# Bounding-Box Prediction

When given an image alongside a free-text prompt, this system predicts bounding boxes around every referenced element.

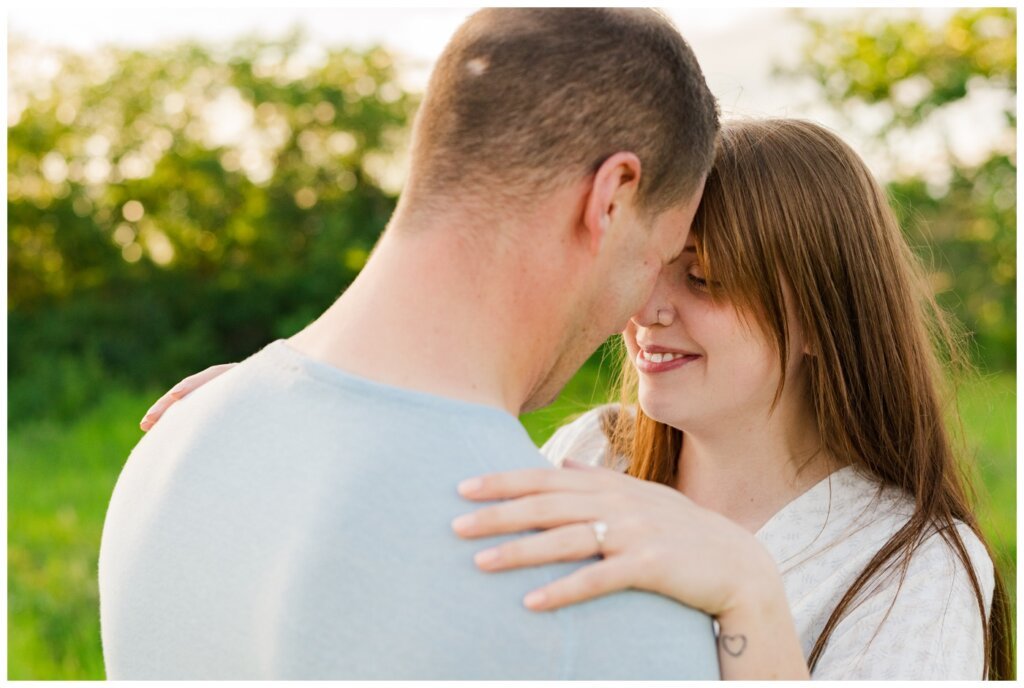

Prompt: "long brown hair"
[602,118,1013,678]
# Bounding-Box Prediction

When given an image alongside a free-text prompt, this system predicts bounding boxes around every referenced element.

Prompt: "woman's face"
[623,234,807,433]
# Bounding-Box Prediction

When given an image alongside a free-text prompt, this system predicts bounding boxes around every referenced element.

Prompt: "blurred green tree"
[782,8,1016,370]
[8,32,418,421]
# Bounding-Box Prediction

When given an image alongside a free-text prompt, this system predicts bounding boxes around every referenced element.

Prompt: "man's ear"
[581,152,642,255]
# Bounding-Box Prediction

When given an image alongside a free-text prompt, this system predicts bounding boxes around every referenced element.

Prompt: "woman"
[141,119,1013,679]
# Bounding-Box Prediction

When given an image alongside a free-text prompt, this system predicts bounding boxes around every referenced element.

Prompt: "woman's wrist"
[718,531,784,617]
[717,568,788,630]
[661,515,808,679]
[714,560,809,680]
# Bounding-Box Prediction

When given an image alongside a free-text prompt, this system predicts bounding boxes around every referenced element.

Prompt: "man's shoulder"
[562,588,718,679]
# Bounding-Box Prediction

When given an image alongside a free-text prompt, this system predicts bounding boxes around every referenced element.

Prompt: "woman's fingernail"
[457,477,483,495]
[524,590,548,609]
[474,548,500,567]
[563,458,592,469]
[451,513,476,532]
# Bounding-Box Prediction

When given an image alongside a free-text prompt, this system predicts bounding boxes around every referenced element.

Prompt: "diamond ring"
[591,520,608,555]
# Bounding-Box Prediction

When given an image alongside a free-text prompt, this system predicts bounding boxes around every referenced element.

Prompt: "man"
[99,8,719,679]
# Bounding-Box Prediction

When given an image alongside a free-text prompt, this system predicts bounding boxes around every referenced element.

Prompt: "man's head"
[395,9,719,411]
[402,8,718,219]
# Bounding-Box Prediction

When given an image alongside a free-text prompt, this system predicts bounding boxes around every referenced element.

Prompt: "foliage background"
[7,8,1016,679]
[8,32,417,424]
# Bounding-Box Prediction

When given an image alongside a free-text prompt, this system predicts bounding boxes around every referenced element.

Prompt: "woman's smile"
[634,347,702,374]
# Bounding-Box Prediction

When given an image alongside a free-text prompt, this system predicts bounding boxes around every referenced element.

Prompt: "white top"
[540,406,995,680]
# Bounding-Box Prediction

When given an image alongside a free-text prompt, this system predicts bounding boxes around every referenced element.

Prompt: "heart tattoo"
[719,633,748,657]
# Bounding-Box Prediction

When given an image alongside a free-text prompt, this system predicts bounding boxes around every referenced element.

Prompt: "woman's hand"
[450,460,776,616]
[451,460,811,679]
[139,363,237,431]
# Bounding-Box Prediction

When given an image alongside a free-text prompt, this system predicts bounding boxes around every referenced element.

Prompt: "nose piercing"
[657,309,673,326]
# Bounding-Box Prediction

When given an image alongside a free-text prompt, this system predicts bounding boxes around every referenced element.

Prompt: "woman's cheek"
[696,309,779,399]
[716,342,782,412]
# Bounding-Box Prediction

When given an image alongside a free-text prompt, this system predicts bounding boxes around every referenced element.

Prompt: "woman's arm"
[451,462,810,680]
[139,363,237,430]
[712,574,810,679]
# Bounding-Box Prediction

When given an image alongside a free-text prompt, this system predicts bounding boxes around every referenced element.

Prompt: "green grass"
[7,368,1016,679]
[956,372,1017,603]
[8,387,160,680]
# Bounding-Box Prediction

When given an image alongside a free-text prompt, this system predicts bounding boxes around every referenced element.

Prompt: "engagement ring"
[591,520,608,555]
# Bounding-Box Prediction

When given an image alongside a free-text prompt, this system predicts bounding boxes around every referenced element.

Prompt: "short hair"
[404,8,719,218]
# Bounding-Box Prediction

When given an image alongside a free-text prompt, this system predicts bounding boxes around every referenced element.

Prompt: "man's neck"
[287,218,565,416]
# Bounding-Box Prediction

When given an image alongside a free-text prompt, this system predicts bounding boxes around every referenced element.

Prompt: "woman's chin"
[638,393,691,429]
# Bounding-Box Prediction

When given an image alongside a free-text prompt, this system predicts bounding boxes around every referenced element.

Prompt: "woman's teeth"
[639,350,687,364]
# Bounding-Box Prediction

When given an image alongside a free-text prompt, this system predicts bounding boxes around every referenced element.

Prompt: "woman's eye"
[686,273,709,292]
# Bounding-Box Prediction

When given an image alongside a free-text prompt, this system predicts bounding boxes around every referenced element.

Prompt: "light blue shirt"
[99,340,719,679]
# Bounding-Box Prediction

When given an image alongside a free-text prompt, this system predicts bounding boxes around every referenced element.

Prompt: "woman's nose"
[632,277,676,328]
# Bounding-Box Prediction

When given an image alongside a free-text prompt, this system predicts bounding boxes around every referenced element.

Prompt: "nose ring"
[657,309,673,326]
